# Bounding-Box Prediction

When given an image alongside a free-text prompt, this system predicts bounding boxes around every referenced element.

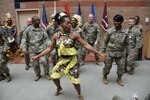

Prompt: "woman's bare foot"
[79,95,84,100]
[55,87,62,96]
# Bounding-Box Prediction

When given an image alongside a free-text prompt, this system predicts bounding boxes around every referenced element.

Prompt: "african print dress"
[51,32,80,84]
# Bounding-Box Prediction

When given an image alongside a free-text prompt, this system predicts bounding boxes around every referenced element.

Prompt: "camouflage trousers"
[81,42,99,62]
[24,53,30,66]
[75,46,84,64]
[0,64,9,76]
[30,53,50,76]
[0,53,9,76]
[126,52,137,69]
[51,48,58,66]
[103,55,125,76]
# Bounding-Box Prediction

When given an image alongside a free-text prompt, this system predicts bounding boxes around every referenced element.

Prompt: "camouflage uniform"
[134,24,143,60]
[126,26,142,70]
[72,26,85,65]
[45,24,62,66]
[101,27,127,77]
[82,22,100,63]
[21,25,50,78]
[19,25,30,68]
[0,26,11,81]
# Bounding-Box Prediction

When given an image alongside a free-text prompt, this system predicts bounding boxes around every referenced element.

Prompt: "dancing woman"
[31,12,106,100]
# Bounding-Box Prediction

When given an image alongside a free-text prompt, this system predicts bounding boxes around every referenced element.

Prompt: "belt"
[61,55,72,58]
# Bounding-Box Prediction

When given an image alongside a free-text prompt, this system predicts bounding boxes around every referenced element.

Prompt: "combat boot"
[45,74,51,80]
[6,73,12,82]
[34,74,41,81]
[129,68,135,75]
[25,65,30,70]
[102,75,108,84]
[117,76,124,86]
[0,74,6,81]
[95,61,102,66]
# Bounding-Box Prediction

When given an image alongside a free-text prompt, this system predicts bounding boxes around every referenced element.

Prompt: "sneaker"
[34,74,41,81]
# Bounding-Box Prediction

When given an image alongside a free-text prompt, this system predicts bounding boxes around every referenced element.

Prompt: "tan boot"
[102,76,108,84]
[117,77,124,86]
[45,74,51,80]
[129,68,135,75]
[34,74,41,81]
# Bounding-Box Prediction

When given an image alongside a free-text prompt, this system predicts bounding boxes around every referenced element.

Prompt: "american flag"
[101,2,108,31]
[41,4,48,29]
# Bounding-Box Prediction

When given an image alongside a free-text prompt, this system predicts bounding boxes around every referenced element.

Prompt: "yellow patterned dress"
[51,32,80,84]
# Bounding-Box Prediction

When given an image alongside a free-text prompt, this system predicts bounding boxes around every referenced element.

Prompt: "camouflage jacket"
[0,26,9,52]
[72,26,84,48]
[0,26,9,64]
[21,25,50,54]
[134,24,143,46]
[18,25,31,47]
[45,24,62,40]
[126,26,142,54]
[101,27,127,57]
[82,22,101,44]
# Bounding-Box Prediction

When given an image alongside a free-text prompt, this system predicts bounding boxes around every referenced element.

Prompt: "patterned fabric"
[82,22,100,44]
[4,25,16,36]
[126,26,141,54]
[21,25,50,54]
[51,31,80,84]
[45,24,62,40]
[101,27,127,57]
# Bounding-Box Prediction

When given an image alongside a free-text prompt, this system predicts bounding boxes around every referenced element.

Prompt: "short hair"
[113,14,124,23]
[89,13,94,18]
[54,12,68,25]
[31,16,39,23]
[129,16,136,20]
[135,16,140,24]
[128,17,136,23]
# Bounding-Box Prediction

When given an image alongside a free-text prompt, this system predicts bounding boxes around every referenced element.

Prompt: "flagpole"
[54,1,56,15]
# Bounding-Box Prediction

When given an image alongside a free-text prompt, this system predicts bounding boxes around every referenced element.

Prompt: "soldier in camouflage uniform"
[19,18,32,70]
[82,14,101,65]
[134,16,143,61]
[0,18,11,82]
[125,17,142,75]
[21,16,51,81]
[45,16,62,66]
[71,14,85,66]
[101,14,127,86]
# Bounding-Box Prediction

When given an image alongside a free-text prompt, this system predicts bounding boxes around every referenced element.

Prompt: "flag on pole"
[78,2,81,15]
[101,2,108,31]
[41,4,48,29]
[65,1,70,18]
[91,2,96,22]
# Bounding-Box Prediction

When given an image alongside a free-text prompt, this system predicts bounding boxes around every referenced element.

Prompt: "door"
[16,9,39,33]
